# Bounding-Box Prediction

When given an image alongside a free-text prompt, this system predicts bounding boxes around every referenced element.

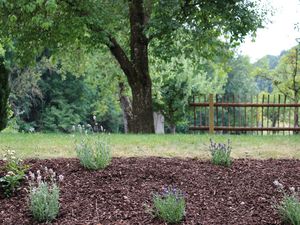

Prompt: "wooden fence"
[189,94,300,134]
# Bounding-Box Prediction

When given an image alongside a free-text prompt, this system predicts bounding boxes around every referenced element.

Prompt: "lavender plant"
[209,139,232,166]
[28,168,64,222]
[0,150,29,197]
[153,186,186,223]
[71,115,106,134]
[75,137,112,170]
[273,180,300,225]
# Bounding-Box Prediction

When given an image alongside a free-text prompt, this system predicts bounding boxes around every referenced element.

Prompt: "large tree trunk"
[129,81,154,133]
[106,0,154,133]
[128,0,154,133]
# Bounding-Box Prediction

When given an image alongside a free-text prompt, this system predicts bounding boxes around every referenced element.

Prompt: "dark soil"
[0,157,300,225]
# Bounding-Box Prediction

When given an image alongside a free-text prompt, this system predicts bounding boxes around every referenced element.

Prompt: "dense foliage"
[2,43,298,134]
[0,57,10,131]
[0,0,267,133]
[7,55,123,133]
[3,1,299,134]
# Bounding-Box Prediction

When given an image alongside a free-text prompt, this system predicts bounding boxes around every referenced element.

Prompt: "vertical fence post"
[209,94,214,134]
[193,96,196,127]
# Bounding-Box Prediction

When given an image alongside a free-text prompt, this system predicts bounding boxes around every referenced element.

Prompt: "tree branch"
[106,35,137,85]
[273,82,295,101]
[61,0,140,86]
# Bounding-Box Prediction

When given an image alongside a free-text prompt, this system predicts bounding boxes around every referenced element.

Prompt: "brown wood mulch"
[0,157,299,225]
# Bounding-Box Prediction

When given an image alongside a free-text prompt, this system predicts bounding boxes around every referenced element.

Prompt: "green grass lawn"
[0,132,300,159]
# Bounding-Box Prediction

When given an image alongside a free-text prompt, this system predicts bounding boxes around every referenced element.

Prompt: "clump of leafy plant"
[273,180,300,225]
[28,168,64,223]
[0,150,29,197]
[75,136,112,170]
[209,139,232,166]
[153,186,186,224]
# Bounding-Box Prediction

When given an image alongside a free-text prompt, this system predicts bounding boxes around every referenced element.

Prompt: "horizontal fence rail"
[190,94,300,135]
[190,103,300,107]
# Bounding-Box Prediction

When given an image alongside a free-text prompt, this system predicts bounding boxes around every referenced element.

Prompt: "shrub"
[28,168,64,222]
[0,171,24,197]
[3,150,28,173]
[209,139,232,166]
[0,150,28,197]
[76,137,112,170]
[278,194,300,225]
[153,186,186,224]
[274,180,300,225]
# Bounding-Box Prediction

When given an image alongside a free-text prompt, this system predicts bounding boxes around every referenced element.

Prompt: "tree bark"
[118,82,132,133]
[107,0,154,133]
[129,81,154,133]
[127,0,154,133]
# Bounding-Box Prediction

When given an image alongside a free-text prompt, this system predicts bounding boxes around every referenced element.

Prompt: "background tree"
[152,56,226,133]
[0,0,267,133]
[251,47,300,130]
[8,64,43,125]
[0,56,10,131]
[3,47,124,133]
[224,55,258,96]
[253,53,285,93]
[272,47,300,128]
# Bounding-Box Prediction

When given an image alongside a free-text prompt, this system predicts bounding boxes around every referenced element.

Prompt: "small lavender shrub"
[153,186,185,224]
[274,180,300,225]
[28,168,63,222]
[278,195,300,225]
[209,139,232,166]
[76,137,112,170]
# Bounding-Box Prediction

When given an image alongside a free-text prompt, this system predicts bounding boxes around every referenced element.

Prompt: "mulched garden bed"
[0,157,300,225]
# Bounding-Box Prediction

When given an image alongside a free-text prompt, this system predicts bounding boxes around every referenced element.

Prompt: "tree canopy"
[0,0,268,133]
